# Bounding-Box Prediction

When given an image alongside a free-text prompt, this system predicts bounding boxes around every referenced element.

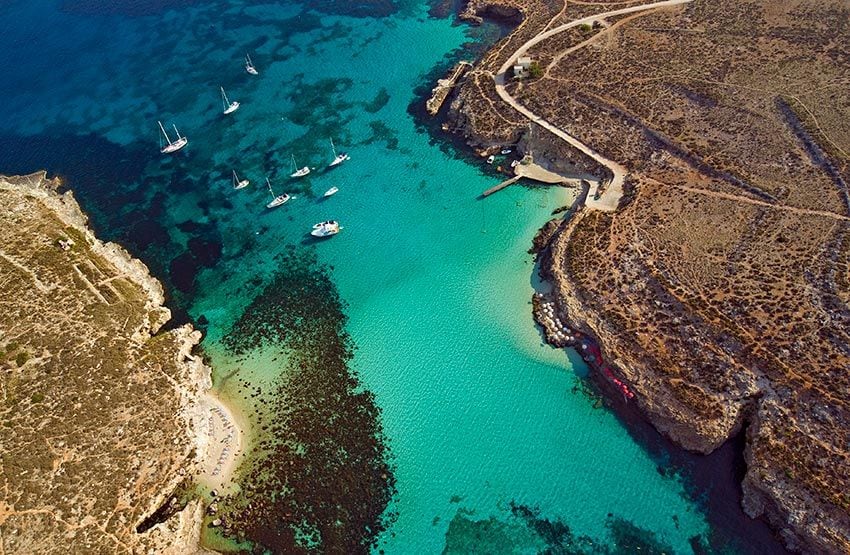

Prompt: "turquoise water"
[0,1,781,552]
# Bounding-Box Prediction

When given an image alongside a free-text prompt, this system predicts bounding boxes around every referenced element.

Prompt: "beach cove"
[0,0,775,552]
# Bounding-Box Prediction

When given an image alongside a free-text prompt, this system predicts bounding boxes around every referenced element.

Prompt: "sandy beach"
[195,392,247,494]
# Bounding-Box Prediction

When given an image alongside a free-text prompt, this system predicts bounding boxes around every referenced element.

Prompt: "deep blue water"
[0,1,787,553]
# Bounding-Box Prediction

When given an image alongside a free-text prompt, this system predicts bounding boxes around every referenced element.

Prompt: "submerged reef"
[218,248,395,553]
[442,502,680,554]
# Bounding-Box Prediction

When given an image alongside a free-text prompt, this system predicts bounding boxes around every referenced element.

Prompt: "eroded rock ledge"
[0,172,209,554]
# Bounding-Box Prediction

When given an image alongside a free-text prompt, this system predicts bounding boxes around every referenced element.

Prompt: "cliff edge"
[0,172,210,553]
[449,0,850,552]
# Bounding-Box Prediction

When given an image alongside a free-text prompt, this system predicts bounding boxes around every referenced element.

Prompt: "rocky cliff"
[446,0,850,552]
[0,172,210,553]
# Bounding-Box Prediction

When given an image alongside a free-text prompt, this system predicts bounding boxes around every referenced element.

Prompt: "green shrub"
[528,61,543,79]
[31,392,45,403]
[15,352,29,367]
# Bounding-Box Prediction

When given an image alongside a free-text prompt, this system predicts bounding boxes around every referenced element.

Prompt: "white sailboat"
[290,155,310,178]
[221,87,240,114]
[232,170,249,190]
[158,121,188,154]
[328,138,349,167]
[245,53,258,75]
[323,186,338,197]
[311,220,341,238]
[266,178,290,208]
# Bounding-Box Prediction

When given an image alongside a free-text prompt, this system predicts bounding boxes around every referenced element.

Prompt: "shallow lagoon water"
[0,0,774,552]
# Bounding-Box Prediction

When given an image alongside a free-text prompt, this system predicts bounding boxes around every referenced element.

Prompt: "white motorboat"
[501,148,512,155]
[245,53,258,75]
[323,186,339,197]
[328,138,349,167]
[311,220,341,237]
[221,87,240,114]
[486,155,495,164]
[232,170,249,190]
[158,121,188,154]
[290,154,310,178]
[265,178,290,208]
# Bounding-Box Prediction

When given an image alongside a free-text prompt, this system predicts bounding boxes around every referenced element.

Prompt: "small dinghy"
[486,155,495,164]
[323,186,339,197]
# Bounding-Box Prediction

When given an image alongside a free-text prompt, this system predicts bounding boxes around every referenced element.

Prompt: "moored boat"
[290,154,310,178]
[265,178,290,208]
[245,53,258,75]
[328,138,349,167]
[323,186,339,197]
[232,170,249,190]
[311,220,341,237]
[158,121,188,154]
[221,86,240,114]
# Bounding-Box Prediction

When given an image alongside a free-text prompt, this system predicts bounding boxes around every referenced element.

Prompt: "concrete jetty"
[426,61,472,116]
[482,156,574,197]
[482,175,521,197]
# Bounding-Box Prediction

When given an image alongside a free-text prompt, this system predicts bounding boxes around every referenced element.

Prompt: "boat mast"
[291,154,296,172]
[172,124,182,140]
[221,86,229,109]
[266,177,274,197]
[158,121,173,145]
[330,138,337,157]
[233,170,238,185]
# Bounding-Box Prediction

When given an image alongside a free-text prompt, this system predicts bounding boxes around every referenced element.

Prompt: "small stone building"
[513,56,534,79]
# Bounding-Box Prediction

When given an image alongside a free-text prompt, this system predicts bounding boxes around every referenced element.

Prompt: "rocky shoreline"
[438,1,850,552]
[0,172,220,553]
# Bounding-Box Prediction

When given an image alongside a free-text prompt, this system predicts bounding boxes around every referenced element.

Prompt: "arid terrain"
[449,0,850,552]
[0,173,209,554]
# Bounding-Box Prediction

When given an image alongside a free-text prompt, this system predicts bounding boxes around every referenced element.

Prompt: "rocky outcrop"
[445,0,850,550]
[535,208,850,554]
[0,172,210,553]
[459,0,524,25]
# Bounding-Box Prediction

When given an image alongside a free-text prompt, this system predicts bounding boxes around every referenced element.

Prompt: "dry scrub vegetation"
[452,0,850,552]
[0,173,202,554]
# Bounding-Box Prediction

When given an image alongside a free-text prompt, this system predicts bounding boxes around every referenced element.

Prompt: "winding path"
[493,0,692,211]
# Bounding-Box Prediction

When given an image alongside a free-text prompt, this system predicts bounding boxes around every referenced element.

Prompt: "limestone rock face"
[0,172,209,553]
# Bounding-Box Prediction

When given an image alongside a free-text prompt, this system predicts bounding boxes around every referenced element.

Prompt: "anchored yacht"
[158,121,188,154]
[221,87,240,114]
[245,53,258,75]
[328,138,349,167]
[290,155,310,178]
[311,220,341,237]
[265,178,290,208]
[232,170,249,190]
